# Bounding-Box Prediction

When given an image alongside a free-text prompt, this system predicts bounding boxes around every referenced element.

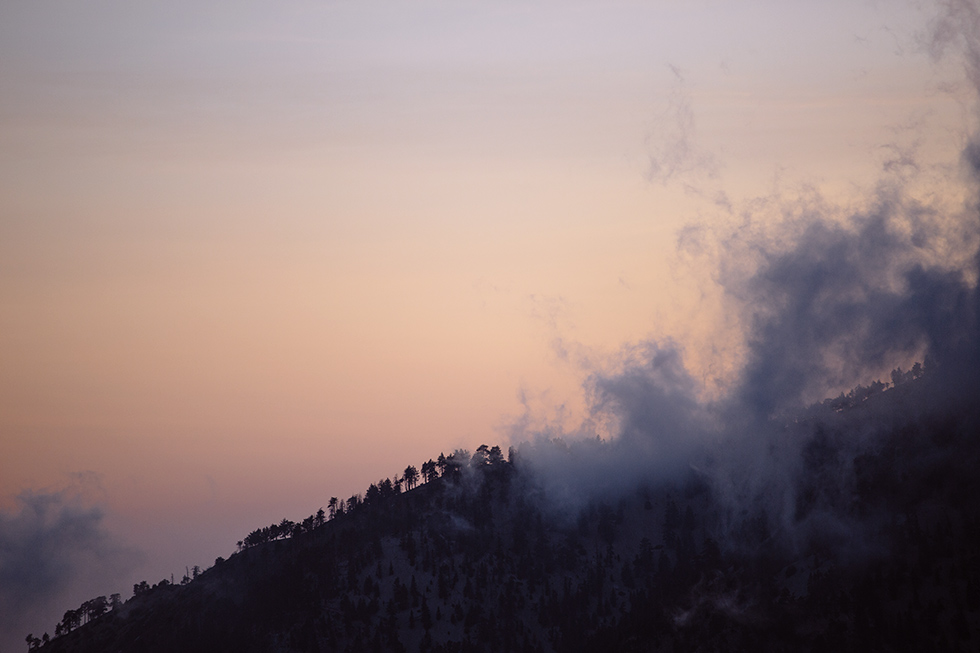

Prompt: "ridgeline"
[28,380,980,652]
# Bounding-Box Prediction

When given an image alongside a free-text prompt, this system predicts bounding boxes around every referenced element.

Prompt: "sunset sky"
[1,0,975,644]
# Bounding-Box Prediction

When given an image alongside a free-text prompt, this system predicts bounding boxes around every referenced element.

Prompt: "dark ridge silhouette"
[26,373,980,651]
[25,5,980,650]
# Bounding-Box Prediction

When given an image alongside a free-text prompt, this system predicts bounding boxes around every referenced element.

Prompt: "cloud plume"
[512,0,980,561]
[0,488,135,650]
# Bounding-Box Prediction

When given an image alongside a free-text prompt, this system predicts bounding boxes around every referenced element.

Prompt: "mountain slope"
[34,377,980,652]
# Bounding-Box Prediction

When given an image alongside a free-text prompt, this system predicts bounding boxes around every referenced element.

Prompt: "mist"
[513,0,980,562]
[4,1,980,649]
[0,488,138,651]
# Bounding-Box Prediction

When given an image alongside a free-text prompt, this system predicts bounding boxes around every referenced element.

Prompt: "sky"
[1,0,977,647]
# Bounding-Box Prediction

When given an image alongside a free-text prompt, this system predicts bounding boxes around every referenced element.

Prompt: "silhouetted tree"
[380,477,395,498]
[346,494,360,513]
[444,450,467,482]
[489,445,504,465]
[301,515,315,533]
[404,465,419,490]
[472,444,490,466]
[85,595,108,620]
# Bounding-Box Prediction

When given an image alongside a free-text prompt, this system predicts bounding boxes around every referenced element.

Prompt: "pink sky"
[1,0,974,646]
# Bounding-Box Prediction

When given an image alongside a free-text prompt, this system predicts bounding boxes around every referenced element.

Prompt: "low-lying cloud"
[511,0,980,560]
[0,488,136,650]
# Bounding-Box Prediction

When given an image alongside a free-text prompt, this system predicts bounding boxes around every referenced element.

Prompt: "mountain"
[28,373,980,652]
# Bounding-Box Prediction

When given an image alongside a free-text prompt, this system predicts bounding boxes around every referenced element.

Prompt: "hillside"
[28,374,980,653]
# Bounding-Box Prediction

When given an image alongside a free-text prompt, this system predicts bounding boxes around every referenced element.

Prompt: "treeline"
[24,408,980,651]
[27,443,512,649]
[25,594,122,650]
[235,444,509,551]
[821,363,924,412]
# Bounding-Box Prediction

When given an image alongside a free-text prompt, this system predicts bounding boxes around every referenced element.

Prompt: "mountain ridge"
[28,369,980,652]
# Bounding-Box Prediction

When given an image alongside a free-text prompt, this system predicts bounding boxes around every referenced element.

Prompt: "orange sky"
[0,0,974,641]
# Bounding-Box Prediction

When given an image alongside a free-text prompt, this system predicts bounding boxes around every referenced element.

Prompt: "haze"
[1,1,973,647]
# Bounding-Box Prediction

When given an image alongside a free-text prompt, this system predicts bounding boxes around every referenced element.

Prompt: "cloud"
[517,172,979,547]
[644,64,723,192]
[512,340,714,519]
[511,0,980,558]
[0,488,137,649]
[728,192,978,419]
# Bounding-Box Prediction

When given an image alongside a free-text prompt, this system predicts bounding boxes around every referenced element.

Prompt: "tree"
[471,444,490,466]
[315,507,326,528]
[421,460,437,483]
[366,483,381,505]
[301,515,315,533]
[444,450,468,482]
[346,494,361,513]
[86,595,108,620]
[380,477,395,498]
[404,465,419,490]
[328,497,339,519]
[58,607,82,634]
[243,528,264,548]
[489,445,504,465]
